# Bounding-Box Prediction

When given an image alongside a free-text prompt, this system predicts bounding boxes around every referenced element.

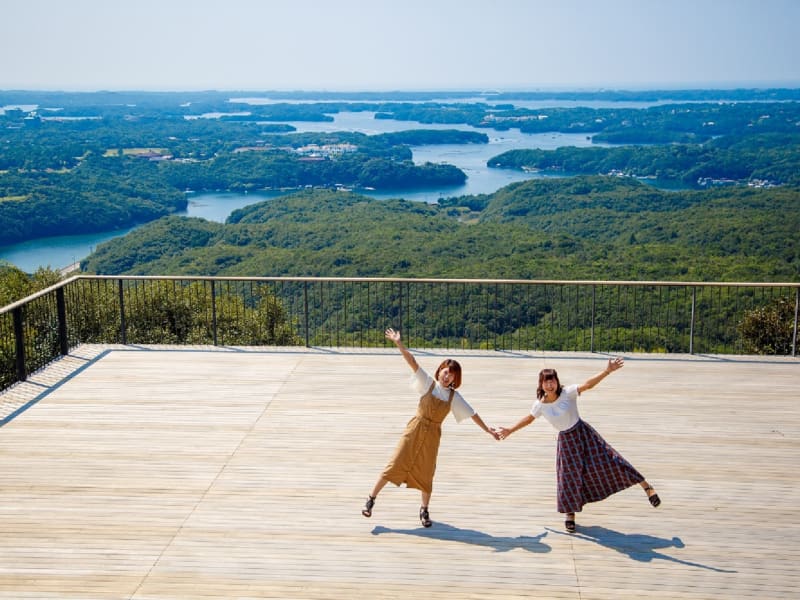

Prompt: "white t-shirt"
[411,367,476,423]
[530,384,581,431]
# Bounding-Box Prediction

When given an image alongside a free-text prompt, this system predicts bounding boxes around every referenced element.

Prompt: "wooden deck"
[1,345,798,599]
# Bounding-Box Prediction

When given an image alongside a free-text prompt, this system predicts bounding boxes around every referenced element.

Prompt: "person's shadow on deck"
[371,522,551,553]
[549,525,736,573]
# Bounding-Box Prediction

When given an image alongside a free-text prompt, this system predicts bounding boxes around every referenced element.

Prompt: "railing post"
[590,284,596,353]
[398,281,403,334]
[792,286,799,357]
[117,280,127,344]
[210,280,218,346]
[56,287,68,355]
[492,282,497,350]
[12,306,26,382]
[303,281,310,347]
[689,286,697,355]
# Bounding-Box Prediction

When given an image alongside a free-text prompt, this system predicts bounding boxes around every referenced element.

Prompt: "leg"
[564,512,576,533]
[640,480,661,507]
[419,491,432,527]
[362,477,389,517]
[421,491,431,507]
[371,477,390,499]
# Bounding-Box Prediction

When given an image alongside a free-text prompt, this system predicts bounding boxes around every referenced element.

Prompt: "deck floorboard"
[1,345,798,599]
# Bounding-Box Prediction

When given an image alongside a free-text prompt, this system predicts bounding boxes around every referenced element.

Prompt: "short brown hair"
[537,368,562,399]
[435,359,462,389]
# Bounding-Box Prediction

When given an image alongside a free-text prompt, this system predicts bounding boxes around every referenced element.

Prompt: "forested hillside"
[82,177,800,282]
[488,133,800,186]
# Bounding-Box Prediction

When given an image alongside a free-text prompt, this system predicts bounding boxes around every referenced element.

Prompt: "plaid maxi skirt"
[556,419,644,514]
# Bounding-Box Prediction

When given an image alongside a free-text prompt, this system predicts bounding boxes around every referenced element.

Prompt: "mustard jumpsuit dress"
[380,382,454,495]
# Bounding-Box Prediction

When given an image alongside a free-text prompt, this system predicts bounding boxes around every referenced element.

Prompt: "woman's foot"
[419,505,432,528]
[644,485,661,508]
[362,495,376,517]
[564,513,576,533]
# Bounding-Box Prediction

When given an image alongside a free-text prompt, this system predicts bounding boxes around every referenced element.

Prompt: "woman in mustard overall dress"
[361,327,498,527]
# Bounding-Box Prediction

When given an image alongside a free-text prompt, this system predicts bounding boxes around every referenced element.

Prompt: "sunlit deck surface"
[1,345,798,599]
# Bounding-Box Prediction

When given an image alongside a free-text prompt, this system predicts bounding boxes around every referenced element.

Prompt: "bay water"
[1,110,603,272]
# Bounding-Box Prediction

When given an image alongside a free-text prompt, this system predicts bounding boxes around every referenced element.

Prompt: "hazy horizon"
[2,0,798,93]
[4,81,800,94]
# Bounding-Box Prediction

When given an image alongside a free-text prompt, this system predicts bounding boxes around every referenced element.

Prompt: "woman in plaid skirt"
[496,358,660,533]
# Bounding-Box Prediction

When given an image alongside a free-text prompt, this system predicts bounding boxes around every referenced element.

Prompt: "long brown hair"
[435,359,462,389]
[537,368,562,399]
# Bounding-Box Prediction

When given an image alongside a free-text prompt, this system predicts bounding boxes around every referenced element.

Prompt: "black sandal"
[362,495,376,517]
[419,505,432,528]
[564,513,576,532]
[644,485,661,508]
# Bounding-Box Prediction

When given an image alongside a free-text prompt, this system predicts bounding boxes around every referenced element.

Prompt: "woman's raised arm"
[577,356,624,394]
[385,327,419,372]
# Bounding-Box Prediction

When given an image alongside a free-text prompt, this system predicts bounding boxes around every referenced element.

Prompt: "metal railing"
[2,275,798,393]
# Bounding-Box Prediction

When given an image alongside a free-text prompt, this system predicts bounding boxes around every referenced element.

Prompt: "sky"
[2,0,799,92]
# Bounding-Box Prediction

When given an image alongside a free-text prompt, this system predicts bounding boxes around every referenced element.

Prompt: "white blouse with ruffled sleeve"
[411,368,476,423]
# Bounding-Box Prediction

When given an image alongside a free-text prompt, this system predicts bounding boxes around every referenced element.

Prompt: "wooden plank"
[0,345,797,599]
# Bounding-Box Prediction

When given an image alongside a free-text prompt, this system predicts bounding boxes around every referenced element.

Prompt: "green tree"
[738,297,797,355]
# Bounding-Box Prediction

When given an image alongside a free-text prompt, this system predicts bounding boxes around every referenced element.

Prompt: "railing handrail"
[74,275,800,287]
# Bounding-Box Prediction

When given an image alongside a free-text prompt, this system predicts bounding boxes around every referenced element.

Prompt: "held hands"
[493,426,511,441]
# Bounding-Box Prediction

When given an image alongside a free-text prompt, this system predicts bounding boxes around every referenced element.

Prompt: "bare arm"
[385,327,419,372]
[577,356,624,394]
[496,414,535,439]
[471,413,501,440]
